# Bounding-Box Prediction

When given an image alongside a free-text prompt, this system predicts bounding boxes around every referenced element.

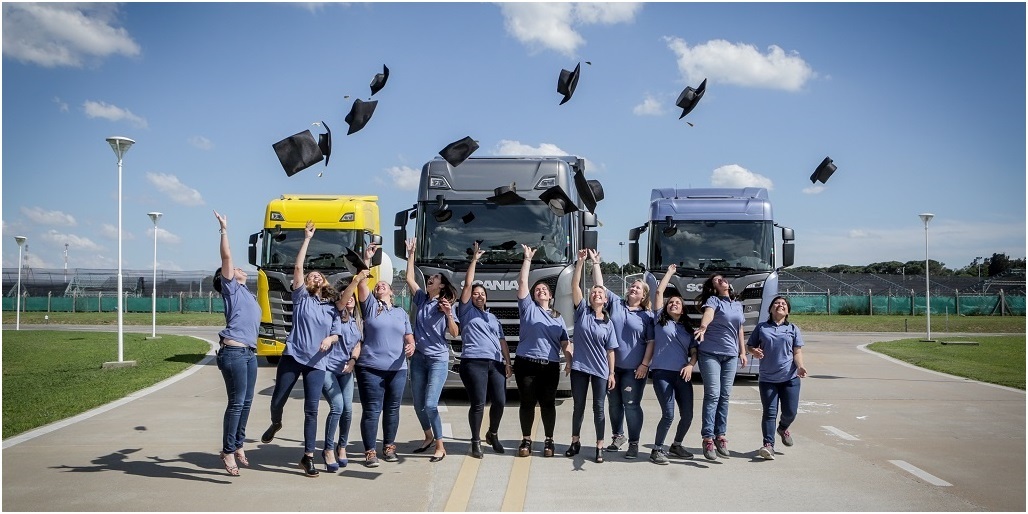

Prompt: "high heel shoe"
[564,440,581,457]
[220,452,240,476]
[412,440,434,454]
[486,431,505,454]
[429,450,447,463]
[299,454,320,477]
[543,439,555,458]
[595,446,604,463]
[470,441,483,459]
[323,449,339,472]
[517,439,532,457]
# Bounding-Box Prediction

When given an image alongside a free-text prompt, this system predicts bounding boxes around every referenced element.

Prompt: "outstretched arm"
[589,249,604,289]
[655,263,676,308]
[214,211,233,280]
[461,242,484,304]
[404,238,420,294]
[337,269,369,310]
[517,244,536,300]
[572,248,587,307]
[293,221,315,289]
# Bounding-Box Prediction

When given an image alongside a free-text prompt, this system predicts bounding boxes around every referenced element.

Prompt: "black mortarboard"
[272,129,324,177]
[572,169,604,213]
[497,240,517,251]
[343,247,370,274]
[486,183,525,205]
[676,78,707,119]
[557,62,581,105]
[461,211,475,224]
[432,194,452,222]
[439,136,479,168]
[317,121,332,166]
[345,98,378,135]
[809,156,837,184]
[370,64,390,96]
[538,186,579,217]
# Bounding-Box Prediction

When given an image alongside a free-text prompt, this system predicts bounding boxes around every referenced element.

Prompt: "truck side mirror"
[394,211,408,228]
[781,241,795,268]
[393,228,407,259]
[370,234,383,245]
[628,241,639,266]
[628,227,641,241]
[582,230,598,250]
[581,211,597,228]
[247,232,259,267]
[781,227,795,241]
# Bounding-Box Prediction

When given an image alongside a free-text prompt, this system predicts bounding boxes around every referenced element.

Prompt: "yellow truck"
[247,194,389,362]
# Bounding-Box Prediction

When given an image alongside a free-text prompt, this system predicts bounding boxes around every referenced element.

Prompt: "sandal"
[234,449,249,467]
[220,452,240,476]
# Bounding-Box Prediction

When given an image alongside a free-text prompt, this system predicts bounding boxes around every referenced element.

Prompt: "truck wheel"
[265,356,280,365]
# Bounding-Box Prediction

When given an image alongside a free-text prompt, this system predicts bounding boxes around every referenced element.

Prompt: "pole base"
[102,360,138,369]
[919,339,936,343]
[144,336,162,340]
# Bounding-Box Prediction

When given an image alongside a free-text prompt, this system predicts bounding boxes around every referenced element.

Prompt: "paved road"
[2,326,1024,511]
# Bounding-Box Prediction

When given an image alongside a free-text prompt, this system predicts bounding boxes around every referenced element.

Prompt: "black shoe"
[470,441,483,459]
[595,447,604,463]
[299,454,319,477]
[486,431,505,454]
[564,440,581,457]
[261,422,282,443]
[412,440,434,454]
[543,439,555,458]
[517,439,532,457]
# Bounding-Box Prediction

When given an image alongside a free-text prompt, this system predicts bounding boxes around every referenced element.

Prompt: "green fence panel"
[1,298,12,311]
[786,295,826,314]
[75,296,100,312]
[125,297,152,313]
[832,295,868,315]
[870,296,892,315]
[157,298,180,313]
[50,297,74,312]
[1006,296,1026,315]
[100,296,120,312]
[181,297,224,313]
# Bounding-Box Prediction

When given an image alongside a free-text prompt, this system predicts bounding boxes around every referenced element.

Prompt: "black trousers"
[459,358,507,441]
[513,358,560,438]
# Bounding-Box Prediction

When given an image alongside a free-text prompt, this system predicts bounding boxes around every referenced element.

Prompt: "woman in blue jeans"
[589,255,654,459]
[213,210,260,476]
[566,249,618,463]
[747,296,807,460]
[404,238,459,462]
[356,243,415,468]
[646,265,699,465]
[320,270,367,471]
[692,272,746,461]
[457,242,512,459]
[261,221,342,477]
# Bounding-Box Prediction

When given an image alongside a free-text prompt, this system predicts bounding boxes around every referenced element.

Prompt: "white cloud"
[187,136,214,150]
[146,172,205,206]
[83,100,148,128]
[100,223,135,241]
[385,166,420,191]
[40,229,104,252]
[53,96,69,112]
[495,139,569,156]
[802,184,826,194]
[499,3,641,56]
[147,227,181,244]
[1,3,140,68]
[632,94,664,116]
[666,37,815,91]
[21,206,76,226]
[710,164,774,190]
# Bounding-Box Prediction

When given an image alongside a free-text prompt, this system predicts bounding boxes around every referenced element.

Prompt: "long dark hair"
[767,295,791,325]
[534,281,561,319]
[212,267,224,294]
[436,274,458,302]
[471,283,489,311]
[657,295,694,329]
[696,273,735,308]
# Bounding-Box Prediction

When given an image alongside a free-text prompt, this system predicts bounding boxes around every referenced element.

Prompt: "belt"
[219,338,248,348]
[517,356,552,365]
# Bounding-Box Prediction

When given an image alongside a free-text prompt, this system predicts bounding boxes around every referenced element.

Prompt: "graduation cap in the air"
[370,65,389,96]
[343,247,370,274]
[809,156,837,184]
[345,98,378,135]
[497,240,518,251]
[439,136,479,168]
[676,78,707,120]
[461,212,475,224]
[557,62,581,105]
[572,169,604,213]
[432,194,452,222]
[538,185,579,217]
[487,183,525,205]
[272,123,332,177]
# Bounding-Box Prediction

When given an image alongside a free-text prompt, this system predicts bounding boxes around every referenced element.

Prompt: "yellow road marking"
[443,454,481,512]
[501,411,540,512]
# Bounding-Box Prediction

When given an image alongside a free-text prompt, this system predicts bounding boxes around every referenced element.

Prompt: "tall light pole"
[14,236,26,330]
[106,136,135,366]
[618,241,626,292]
[976,256,984,280]
[147,212,163,339]
[919,213,934,341]
[64,243,69,283]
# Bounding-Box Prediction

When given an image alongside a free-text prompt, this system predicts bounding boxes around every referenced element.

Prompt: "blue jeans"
[570,370,608,441]
[268,354,326,453]
[322,370,355,452]
[650,369,694,448]
[697,352,738,439]
[458,358,506,441]
[409,352,448,440]
[759,376,801,446]
[608,367,646,443]
[216,346,257,454]
[355,366,408,451]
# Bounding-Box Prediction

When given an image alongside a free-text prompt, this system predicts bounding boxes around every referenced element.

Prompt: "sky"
[2,2,1025,276]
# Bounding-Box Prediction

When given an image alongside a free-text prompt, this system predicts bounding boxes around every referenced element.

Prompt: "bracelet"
[219,228,226,235]
[348,357,357,363]
[640,363,649,368]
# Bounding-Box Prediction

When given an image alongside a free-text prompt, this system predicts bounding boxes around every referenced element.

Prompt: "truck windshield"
[420,201,571,267]
[653,220,773,274]
[262,228,363,271]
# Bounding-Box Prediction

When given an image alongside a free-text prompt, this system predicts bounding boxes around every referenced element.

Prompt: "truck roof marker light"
[428,176,451,189]
[270,211,284,221]
[432,195,452,222]
[340,213,355,222]
[536,176,557,189]
[662,216,678,237]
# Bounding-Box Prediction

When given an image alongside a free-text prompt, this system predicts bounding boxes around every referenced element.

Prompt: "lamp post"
[105,136,135,367]
[14,236,26,330]
[919,213,934,341]
[64,243,69,283]
[619,241,626,293]
[147,212,163,339]
[976,256,984,280]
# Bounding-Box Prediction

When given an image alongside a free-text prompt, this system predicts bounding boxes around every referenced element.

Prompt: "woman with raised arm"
[513,244,571,458]
[261,220,342,478]
[747,296,807,460]
[355,243,416,467]
[591,251,655,459]
[646,263,700,465]
[319,269,367,472]
[405,238,459,462]
[212,210,260,477]
[566,249,618,463]
[457,241,512,458]
[693,272,747,461]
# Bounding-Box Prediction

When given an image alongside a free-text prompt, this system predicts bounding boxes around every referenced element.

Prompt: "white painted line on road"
[889,460,952,486]
[438,404,448,412]
[821,425,860,440]
[442,422,453,439]
[750,386,760,394]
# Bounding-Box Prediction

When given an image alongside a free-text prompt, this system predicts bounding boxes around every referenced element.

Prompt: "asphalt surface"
[2,325,1024,512]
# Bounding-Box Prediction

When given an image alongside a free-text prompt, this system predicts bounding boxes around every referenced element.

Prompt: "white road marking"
[442,422,453,439]
[821,425,860,440]
[889,460,953,486]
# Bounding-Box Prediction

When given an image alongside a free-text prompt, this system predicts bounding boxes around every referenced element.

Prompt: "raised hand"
[405,238,417,259]
[521,244,536,260]
[305,220,316,239]
[214,210,227,229]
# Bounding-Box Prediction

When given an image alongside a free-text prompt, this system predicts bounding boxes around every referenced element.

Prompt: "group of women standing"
[213,217,807,476]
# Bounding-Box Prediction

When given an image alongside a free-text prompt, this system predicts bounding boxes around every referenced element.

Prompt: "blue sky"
[3,2,1025,275]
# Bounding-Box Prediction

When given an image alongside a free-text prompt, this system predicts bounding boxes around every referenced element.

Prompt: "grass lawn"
[867,336,1026,390]
[2,330,210,438]
[3,311,224,326]
[790,314,1025,333]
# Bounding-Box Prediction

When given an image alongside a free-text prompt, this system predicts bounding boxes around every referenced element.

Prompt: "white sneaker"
[758,443,775,460]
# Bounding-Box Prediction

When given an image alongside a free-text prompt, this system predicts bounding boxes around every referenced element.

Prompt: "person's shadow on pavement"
[52,448,233,484]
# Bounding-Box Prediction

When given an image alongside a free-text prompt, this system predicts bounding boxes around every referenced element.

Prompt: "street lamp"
[14,236,26,330]
[919,213,934,341]
[147,212,163,339]
[976,256,984,280]
[618,241,626,292]
[106,136,135,367]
